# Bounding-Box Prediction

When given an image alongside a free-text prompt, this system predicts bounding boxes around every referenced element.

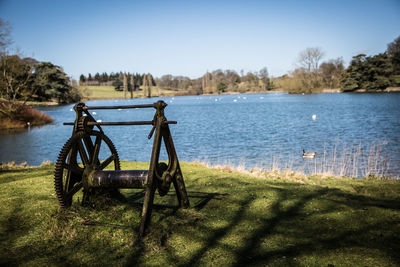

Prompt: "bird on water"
[302,149,316,159]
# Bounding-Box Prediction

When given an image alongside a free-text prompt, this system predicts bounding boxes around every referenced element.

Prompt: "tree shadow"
[135,183,400,266]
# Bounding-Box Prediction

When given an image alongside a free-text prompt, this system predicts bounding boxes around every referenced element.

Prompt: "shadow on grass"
[124,182,400,266]
[0,191,83,266]
[123,189,229,211]
[2,169,399,266]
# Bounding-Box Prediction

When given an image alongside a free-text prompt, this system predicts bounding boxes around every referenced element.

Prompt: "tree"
[0,18,12,51]
[298,47,325,72]
[79,74,86,85]
[387,36,400,57]
[258,67,271,90]
[101,72,108,83]
[319,58,344,89]
[143,73,154,97]
[341,53,393,91]
[242,72,258,90]
[217,82,227,94]
[0,54,34,109]
[224,70,240,90]
[123,73,128,98]
[32,62,77,103]
[112,79,123,91]
[387,36,400,75]
[364,53,393,91]
[341,54,367,91]
[129,74,135,98]
[391,51,400,75]
[289,47,325,93]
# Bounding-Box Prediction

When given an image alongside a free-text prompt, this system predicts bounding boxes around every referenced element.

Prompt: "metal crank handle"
[148,125,156,139]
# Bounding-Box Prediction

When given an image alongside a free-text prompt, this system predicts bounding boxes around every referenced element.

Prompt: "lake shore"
[78,85,400,102]
[10,87,399,108]
[0,100,53,130]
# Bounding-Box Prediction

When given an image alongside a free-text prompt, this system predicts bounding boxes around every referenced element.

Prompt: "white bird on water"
[302,149,316,159]
[312,114,317,120]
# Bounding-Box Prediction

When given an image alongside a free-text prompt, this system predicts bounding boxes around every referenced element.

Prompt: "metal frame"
[60,100,189,238]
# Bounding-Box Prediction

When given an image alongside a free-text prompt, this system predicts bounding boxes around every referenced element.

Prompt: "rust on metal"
[54,100,190,239]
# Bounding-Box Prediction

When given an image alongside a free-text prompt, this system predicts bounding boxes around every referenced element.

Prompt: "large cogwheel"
[54,130,120,208]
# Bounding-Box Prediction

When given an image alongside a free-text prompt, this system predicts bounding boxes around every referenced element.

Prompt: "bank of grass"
[0,100,53,129]
[78,85,282,100]
[78,85,180,100]
[1,161,399,266]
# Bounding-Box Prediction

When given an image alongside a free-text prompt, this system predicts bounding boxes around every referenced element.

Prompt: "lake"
[1,93,399,178]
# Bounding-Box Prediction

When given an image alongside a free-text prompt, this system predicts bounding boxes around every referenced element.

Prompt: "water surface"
[1,93,399,177]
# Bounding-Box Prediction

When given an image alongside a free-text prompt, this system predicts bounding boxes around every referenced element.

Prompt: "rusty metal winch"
[54,100,189,238]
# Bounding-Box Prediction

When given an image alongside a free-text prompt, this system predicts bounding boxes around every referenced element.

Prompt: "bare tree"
[123,73,128,99]
[298,47,325,72]
[387,35,400,57]
[319,57,344,89]
[0,55,35,117]
[142,74,153,97]
[146,74,153,97]
[130,74,134,98]
[0,18,12,52]
[258,67,270,90]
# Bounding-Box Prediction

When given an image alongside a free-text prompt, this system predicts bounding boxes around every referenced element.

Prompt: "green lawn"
[1,162,399,266]
[78,86,178,100]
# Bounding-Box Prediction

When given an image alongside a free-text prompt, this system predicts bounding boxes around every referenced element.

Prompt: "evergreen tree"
[364,53,393,91]
[32,62,77,103]
[79,74,86,84]
[112,79,123,91]
[341,54,367,91]
[342,53,393,91]
[94,72,100,83]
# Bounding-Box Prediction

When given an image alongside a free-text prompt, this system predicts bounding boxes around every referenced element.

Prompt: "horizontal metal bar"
[83,104,156,110]
[63,121,177,126]
[89,121,153,126]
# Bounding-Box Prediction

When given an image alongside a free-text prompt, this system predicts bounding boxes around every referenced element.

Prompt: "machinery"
[54,100,189,237]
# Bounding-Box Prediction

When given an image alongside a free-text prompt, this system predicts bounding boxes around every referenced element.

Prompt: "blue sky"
[1,0,399,79]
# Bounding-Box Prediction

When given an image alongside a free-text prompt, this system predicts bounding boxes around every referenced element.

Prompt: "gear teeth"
[54,130,120,208]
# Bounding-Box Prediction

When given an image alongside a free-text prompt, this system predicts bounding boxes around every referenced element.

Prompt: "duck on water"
[302,149,316,159]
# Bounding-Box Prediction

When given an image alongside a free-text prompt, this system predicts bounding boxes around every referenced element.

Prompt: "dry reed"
[196,142,395,179]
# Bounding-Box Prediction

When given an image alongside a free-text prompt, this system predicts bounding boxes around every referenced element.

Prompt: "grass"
[77,85,283,100]
[78,86,181,100]
[1,161,399,266]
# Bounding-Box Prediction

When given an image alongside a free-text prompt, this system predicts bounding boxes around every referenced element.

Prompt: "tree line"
[81,35,400,96]
[80,67,273,96]
[279,36,400,93]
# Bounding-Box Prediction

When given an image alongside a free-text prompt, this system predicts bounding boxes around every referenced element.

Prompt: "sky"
[0,0,399,80]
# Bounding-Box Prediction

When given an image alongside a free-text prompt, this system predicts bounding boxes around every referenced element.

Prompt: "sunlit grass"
[1,161,399,266]
[78,85,179,100]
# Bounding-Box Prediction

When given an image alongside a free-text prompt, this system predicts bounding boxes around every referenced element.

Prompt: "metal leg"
[138,178,156,238]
